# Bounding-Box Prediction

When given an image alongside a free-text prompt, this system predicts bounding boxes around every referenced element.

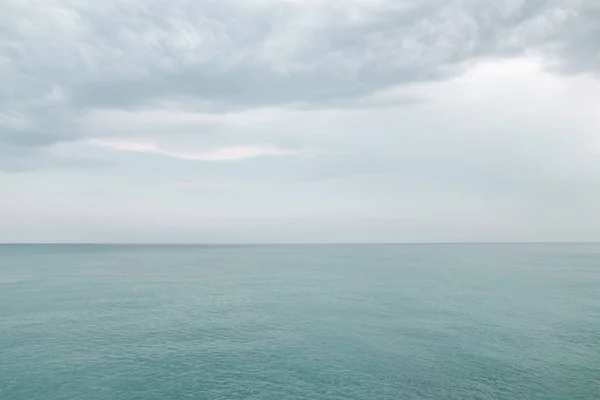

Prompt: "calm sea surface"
[1,244,599,399]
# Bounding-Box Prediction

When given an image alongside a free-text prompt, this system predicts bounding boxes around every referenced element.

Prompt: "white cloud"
[89,139,303,161]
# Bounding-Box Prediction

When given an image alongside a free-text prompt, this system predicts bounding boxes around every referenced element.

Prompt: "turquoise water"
[1,244,598,399]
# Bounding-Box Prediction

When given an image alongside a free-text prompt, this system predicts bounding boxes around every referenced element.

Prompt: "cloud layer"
[2,0,598,168]
[1,0,600,241]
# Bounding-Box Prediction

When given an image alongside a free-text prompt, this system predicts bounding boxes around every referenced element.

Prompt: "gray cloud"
[553,1,600,74]
[1,0,597,171]
[3,0,600,244]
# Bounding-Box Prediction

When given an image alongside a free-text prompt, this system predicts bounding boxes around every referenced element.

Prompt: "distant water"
[1,244,599,400]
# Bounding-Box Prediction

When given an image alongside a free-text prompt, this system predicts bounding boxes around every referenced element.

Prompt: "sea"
[1,244,598,399]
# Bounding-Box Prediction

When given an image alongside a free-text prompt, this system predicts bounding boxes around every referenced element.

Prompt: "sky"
[1,0,600,243]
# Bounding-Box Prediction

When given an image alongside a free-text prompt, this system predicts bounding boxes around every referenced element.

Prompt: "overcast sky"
[1,0,599,243]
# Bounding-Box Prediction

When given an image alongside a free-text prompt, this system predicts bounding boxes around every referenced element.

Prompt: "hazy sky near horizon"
[1,0,600,243]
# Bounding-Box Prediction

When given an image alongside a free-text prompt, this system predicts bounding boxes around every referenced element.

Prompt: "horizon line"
[1,241,599,246]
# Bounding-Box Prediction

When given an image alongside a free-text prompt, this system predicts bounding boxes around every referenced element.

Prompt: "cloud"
[3,0,600,242]
[89,139,303,161]
[1,0,598,171]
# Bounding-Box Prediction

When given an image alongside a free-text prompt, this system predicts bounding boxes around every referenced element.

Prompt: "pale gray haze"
[1,0,600,243]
